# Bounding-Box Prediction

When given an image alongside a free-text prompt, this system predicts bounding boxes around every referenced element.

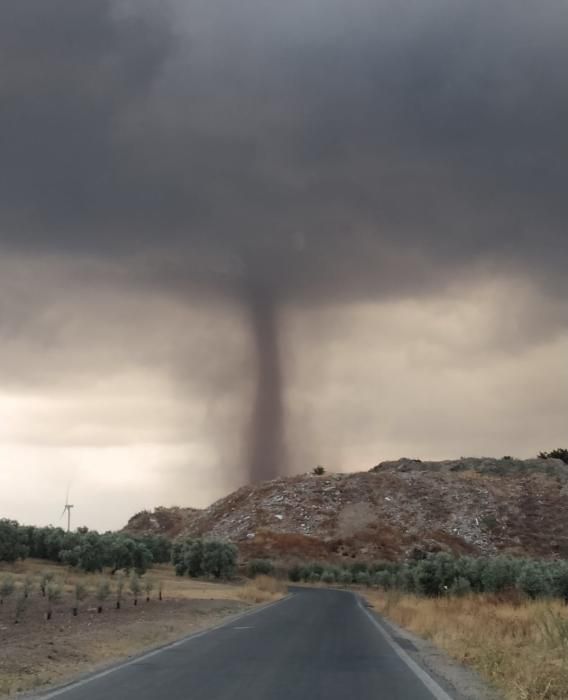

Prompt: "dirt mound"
[125,458,568,562]
[123,506,201,538]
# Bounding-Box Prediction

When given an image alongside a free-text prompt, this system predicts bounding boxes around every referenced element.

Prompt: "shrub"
[374,571,394,590]
[517,563,551,599]
[39,571,55,597]
[0,575,15,604]
[550,564,568,603]
[115,573,125,609]
[449,576,472,597]
[46,581,62,620]
[414,558,442,597]
[308,571,321,583]
[338,569,354,585]
[0,519,29,562]
[538,448,568,464]
[481,557,518,594]
[321,570,336,584]
[202,540,238,580]
[355,571,370,586]
[312,465,326,475]
[72,582,88,615]
[247,559,274,578]
[15,594,27,623]
[129,573,142,605]
[144,577,155,601]
[288,564,303,582]
[96,580,111,613]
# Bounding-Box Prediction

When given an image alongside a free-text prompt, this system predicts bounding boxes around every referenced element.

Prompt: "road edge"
[356,595,455,700]
[23,594,294,700]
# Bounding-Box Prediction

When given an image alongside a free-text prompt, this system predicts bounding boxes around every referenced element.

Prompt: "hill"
[123,457,568,562]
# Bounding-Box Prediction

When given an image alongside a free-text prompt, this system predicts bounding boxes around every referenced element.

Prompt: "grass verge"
[367,590,568,700]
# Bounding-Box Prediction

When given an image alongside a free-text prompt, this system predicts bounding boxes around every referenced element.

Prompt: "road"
[38,587,453,700]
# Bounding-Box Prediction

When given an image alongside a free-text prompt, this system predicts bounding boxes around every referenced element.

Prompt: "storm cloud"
[1,0,567,497]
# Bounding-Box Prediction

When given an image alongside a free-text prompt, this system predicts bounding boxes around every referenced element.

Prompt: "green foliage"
[312,465,326,475]
[74,582,88,602]
[538,448,568,464]
[517,563,551,599]
[46,581,62,602]
[115,573,125,608]
[550,564,568,602]
[173,538,237,580]
[202,540,238,579]
[15,594,28,622]
[481,557,518,594]
[414,559,443,597]
[321,569,336,584]
[2,520,157,574]
[374,571,394,590]
[0,575,15,603]
[449,576,472,596]
[143,576,155,600]
[288,564,302,582]
[0,519,29,562]
[247,559,274,578]
[96,580,111,603]
[39,571,55,597]
[286,552,568,602]
[129,573,142,599]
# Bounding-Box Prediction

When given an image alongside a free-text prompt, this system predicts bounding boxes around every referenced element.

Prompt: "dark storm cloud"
[1,0,567,480]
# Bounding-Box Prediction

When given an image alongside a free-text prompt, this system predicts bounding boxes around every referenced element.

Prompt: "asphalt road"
[39,588,452,700]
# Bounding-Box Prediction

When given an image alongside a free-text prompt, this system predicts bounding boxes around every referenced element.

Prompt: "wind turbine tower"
[61,492,74,533]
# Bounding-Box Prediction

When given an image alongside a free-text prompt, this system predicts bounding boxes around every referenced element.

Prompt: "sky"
[1,0,567,530]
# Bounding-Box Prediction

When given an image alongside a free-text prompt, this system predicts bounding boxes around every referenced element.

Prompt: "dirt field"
[0,560,282,697]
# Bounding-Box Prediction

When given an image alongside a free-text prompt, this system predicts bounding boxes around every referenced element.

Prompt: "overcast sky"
[1,0,567,530]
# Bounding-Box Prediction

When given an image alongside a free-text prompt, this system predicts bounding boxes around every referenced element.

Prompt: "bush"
[374,571,394,590]
[288,564,303,582]
[550,564,568,602]
[247,559,274,578]
[96,580,111,612]
[202,540,238,580]
[355,571,370,586]
[449,576,472,597]
[129,573,142,605]
[0,575,15,604]
[414,558,442,597]
[321,569,337,584]
[481,557,518,594]
[312,466,326,475]
[185,539,205,577]
[538,448,568,464]
[0,520,29,562]
[517,563,551,599]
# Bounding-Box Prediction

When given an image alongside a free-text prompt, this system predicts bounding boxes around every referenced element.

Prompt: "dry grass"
[235,575,288,604]
[368,590,568,700]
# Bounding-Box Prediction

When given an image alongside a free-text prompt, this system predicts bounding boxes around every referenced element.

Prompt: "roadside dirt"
[0,596,249,698]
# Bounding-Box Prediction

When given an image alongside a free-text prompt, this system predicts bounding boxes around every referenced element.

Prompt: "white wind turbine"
[60,486,74,533]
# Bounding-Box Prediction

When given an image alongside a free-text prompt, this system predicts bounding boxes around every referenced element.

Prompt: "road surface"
[38,588,453,700]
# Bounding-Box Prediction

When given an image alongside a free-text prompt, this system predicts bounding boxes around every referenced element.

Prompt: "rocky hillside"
[123,457,568,562]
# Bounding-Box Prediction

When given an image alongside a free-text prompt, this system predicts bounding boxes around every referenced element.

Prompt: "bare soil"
[0,590,248,697]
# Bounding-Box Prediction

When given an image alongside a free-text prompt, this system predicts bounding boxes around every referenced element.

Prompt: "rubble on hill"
[123,458,568,562]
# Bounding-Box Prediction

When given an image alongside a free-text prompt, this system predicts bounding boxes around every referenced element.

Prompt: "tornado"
[245,283,287,482]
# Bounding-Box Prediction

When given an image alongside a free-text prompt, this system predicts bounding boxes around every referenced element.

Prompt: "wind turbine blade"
[60,506,67,519]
